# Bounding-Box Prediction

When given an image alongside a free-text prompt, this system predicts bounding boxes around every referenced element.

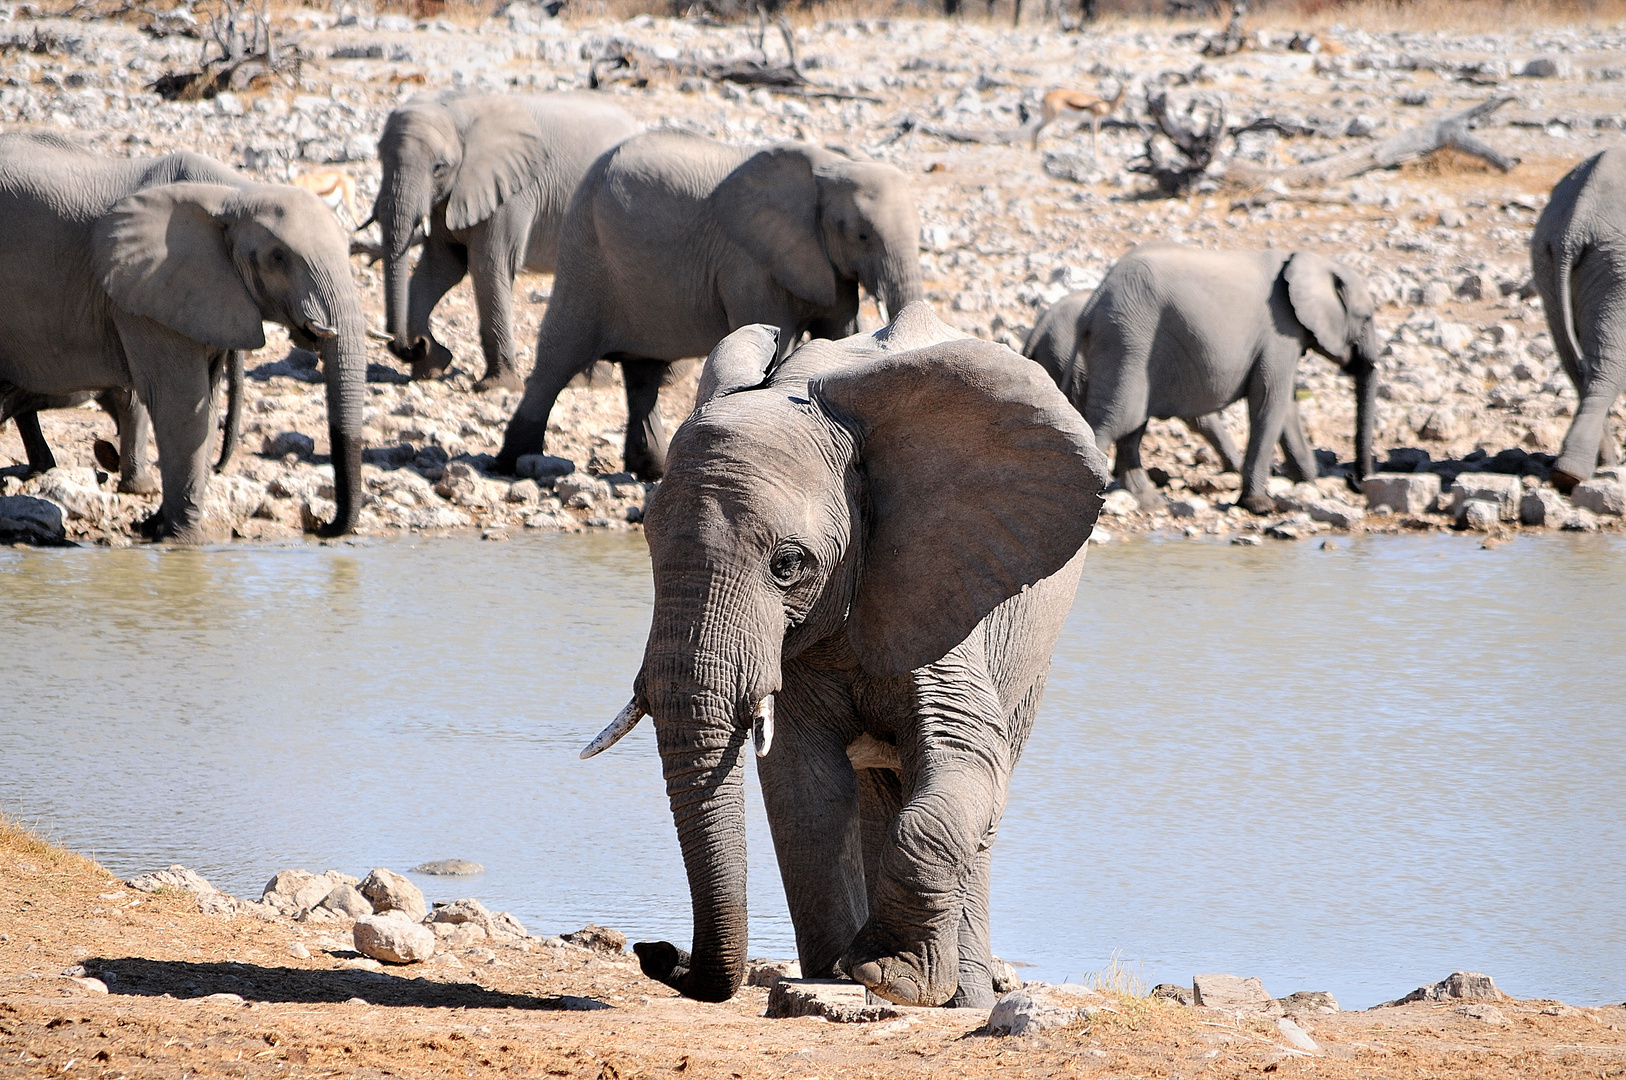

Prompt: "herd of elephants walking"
[2,83,1623,1009]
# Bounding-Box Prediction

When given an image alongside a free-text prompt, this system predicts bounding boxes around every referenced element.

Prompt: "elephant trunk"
[631,567,779,1004]
[380,178,430,345]
[874,253,925,324]
[1351,350,1377,483]
[318,301,368,537]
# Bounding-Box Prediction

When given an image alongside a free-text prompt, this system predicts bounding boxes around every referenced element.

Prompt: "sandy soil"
[5,824,1625,1079]
[3,7,1626,542]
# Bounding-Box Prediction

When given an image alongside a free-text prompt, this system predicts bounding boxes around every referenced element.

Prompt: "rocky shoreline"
[3,6,1625,547]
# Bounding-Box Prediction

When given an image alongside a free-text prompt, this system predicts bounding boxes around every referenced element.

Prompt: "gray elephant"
[1531,146,1626,491]
[373,92,638,390]
[1064,242,1379,513]
[582,303,1109,1008]
[4,355,245,492]
[0,133,367,542]
[1023,289,1243,480]
[495,133,925,480]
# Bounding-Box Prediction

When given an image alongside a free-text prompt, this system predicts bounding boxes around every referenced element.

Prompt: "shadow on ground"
[89,957,612,1011]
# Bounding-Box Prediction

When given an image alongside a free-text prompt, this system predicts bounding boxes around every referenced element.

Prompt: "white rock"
[1451,473,1523,521]
[1277,1016,1320,1053]
[359,868,427,922]
[1363,472,1441,515]
[1169,496,1209,518]
[1101,489,1140,516]
[1569,478,1625,516]
[353,912,435,963]
[987,983,1110,1036]
[1193,973,1271,1009]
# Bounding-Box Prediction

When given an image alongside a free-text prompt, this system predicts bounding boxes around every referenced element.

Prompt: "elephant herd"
[3,89,1624,1011]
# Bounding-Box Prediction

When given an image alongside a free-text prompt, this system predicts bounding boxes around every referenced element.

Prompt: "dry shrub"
[0,812,105,877]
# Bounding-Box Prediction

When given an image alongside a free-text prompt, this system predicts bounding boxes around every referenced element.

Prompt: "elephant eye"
[268,247,288,267]
[432,160,451,176]
[769,545,806,585]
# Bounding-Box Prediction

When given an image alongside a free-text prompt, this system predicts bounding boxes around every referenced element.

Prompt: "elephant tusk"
[581,697,645,759]
[752,696,775,759]
[306,321,339,340]
[365,326,393,342]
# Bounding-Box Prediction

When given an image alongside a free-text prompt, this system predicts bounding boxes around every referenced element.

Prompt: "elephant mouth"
[580,694,775,760]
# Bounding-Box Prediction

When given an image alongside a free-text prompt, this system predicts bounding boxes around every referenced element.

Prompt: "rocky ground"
[2,3,1625,545]
[6,820,1626,1079]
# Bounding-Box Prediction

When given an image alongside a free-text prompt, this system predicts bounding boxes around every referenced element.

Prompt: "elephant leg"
[1186,412,1243,473]
[1552,368,1626,491]
[495,288,610,474]
[1239,368,1292,514]
[99,389,159,495]
[395,234,465,381]
[1277,398,1320,484]
[1115,425,1162,510]
[469,226,526,393]
[755,676,869,979]
[620,357,671,481]
[843,644,1010,1008]
[14,412,57,475]
[124,324,217,542]
[945,846,995,1009]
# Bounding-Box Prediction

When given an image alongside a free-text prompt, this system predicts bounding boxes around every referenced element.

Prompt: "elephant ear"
[1284,251,1371,362]
[695,324,779,408]
[712,145,839,309]
[811,339,1111,676]
[93,182,266,351]
[445,98,546,231]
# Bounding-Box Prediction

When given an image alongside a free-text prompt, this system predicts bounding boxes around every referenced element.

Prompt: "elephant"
[1023,289,1244,484]
[0,132,367,542]
[581,302,1110,1008]
[494,132,926,481]
[3,355,245,492]
[1531,146,1626,492]
[1061,242,1379,513]
[372,91,639,390]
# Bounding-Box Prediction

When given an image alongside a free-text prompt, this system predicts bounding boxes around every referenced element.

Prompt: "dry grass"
[0,811,105,877]
[1085,948,1150,997]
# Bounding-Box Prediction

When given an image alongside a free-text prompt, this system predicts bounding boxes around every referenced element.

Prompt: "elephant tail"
[1552,231,1587,376]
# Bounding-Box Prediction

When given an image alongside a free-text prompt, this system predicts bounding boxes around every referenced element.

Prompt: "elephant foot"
[93,439,121,473]
[1550,466,1586,494]
[843,936,957,1008]
[410,341,455,381]
[474,367,524,393]
[1239,492,1276,515]
[136,510,164,540]
[1136,487,1167,512]
[118,472,160,496]
[623,453,666,484]
[946,982,997,1009]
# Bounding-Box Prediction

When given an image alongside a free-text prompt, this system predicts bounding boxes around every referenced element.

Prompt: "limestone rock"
[1462,499,1501,531]
[765,978,902,1023]
[1101,489,1140,516]
[1193,973,1271,1010]
[747,959,802,988]
[1387,971,1507,1006]
[1520,486,1568,526]
[358,868,427,922]
[1451,473,1522,521]
[561,924,626,953]
[1456,1002,1509,1024]
[1276,1016,1320,1052]
[27,468,117,525]
[263,870,356,917]
[353,912,435,963]
[412,859,486,876]
[0,495,67,544]
[990,956,1023,994]
[1151,983,1194,1005]
[426,897,521,938]
[1570,478,1625,516]
[318,884,373,919]
[986,983,1110,1036]
[1306,498,1364,528]
[1273,990,1339,1015]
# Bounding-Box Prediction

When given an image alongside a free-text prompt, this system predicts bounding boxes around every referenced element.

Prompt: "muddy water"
[2,533,1622,1009]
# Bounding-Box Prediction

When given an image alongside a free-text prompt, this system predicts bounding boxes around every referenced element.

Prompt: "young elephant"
[1066,242,1380,513]
[582,303,1110,1008]
[0,133,368,542]
[1531,146,1626,491]
[495,132,925,481]
[1023,289,1243,486]
[373,92,639,390]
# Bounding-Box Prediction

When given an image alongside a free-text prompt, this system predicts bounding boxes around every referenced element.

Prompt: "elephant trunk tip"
[318,428,364,538]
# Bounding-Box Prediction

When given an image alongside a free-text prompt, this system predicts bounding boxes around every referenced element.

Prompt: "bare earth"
[2,8,1625,542]
[4,826,1625,1079]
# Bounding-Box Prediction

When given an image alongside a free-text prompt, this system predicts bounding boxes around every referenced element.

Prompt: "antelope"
[1030,82,1127,155]
[290,168,360,227]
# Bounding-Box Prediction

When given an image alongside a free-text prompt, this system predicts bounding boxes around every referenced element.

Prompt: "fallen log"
[1228,95,1518,189]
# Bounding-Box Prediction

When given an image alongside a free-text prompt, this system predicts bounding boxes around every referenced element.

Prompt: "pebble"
[288,942,311,959]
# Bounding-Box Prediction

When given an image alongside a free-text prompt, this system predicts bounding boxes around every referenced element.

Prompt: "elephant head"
[374,96,545,354]
[94,182,367,536]
[1285,252,1380,482]
[588,303,1107,1003]
[712,145,924,332]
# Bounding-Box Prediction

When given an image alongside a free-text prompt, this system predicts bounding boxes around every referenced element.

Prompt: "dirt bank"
[4,823,1624,1078]
[2,7,1624,543]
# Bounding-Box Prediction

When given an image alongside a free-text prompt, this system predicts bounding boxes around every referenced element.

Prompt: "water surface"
[2,532,1622,1009]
